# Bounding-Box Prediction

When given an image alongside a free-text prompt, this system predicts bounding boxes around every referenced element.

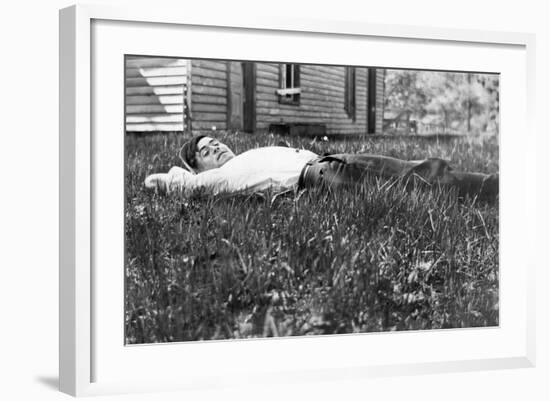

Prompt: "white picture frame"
[59,3,536,397]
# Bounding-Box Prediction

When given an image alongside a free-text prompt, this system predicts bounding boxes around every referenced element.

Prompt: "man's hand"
[144,173,171,194]
[144,166,195,195]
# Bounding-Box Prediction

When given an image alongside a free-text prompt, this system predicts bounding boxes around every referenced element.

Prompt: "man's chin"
[218,152,234,166]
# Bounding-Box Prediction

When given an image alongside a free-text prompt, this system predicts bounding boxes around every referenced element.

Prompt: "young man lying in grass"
[144,135,499,201]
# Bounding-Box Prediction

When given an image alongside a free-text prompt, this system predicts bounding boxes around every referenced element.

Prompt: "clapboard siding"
[191,85,227,96]
[254,64,368,135]
[125,56,188,132]
[193,103,226,113]
[126,104,184,114]
[126,85,184,96]
[125,58,188,68]
[126,95,184,105]
[126,123,184,132]
[192,60,227,72]
[192,67,226,80]
[191,76,226,88]
[188,60,228,132]
[193,94,227,105]
[126,66,187,78]
[126,114,184,123]
[256,68,279,81]
[126,76,187,87]
[192,121,228,130]
[125,57,384,135]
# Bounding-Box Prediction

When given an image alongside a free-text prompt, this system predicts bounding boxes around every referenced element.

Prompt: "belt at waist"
[297,154,347,190]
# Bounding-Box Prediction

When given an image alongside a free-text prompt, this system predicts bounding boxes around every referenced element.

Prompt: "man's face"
[195,137,235,172]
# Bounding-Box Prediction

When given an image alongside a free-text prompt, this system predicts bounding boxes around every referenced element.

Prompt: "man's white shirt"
[164,146,318,196]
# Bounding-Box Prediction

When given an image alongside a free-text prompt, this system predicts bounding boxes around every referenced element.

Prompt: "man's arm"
[144,166,232,196]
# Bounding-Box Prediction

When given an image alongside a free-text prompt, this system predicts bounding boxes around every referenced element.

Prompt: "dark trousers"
[300,154,499,201]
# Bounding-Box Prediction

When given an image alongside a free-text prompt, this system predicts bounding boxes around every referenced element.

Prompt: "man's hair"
[178,135,206,173]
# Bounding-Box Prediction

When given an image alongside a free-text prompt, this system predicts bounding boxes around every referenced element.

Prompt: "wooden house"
[125,56,385,136]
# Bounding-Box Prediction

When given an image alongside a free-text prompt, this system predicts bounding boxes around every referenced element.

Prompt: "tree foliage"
[384,69,499,135]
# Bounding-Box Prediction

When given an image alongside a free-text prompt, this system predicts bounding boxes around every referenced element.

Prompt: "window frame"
[277,63,301,105]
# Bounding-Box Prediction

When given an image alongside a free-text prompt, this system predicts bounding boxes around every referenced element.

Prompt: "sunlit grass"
[125,132,499,344]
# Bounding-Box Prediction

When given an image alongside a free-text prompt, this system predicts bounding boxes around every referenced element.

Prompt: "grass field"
[125,131,499,344]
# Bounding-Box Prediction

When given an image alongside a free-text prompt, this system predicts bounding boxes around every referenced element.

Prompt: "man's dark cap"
[178,135,206,170]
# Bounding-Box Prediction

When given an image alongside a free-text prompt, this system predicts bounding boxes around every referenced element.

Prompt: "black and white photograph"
[124,56,499,345]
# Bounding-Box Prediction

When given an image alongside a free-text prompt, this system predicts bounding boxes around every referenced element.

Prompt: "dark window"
[286,64,293,87]
[344,66,356,121]
[277,64,301,105]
